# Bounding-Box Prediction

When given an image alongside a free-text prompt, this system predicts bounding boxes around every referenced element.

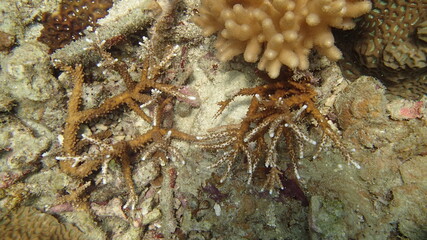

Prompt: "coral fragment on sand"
[193,0,372,78]
[0,31,15,52]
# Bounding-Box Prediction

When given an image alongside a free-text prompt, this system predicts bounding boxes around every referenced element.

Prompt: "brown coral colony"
[197,73,358,193]
[38,0,113,53]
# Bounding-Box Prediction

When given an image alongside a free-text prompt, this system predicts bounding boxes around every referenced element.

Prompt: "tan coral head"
[193,0,372,78]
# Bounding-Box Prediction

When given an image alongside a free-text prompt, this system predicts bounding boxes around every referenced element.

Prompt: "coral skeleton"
[193,0,372,78]
[197,72,357,193]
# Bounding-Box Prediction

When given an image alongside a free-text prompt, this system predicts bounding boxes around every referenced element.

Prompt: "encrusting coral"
[38,0,113,53]
[193,0,372,78]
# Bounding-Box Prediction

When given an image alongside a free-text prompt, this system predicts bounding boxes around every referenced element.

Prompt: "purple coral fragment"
[177,86,201,108]
[202,182,228,203]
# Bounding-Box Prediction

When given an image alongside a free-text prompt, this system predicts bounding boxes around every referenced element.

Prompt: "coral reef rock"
[1,42,59,101]
[193,0,372,78]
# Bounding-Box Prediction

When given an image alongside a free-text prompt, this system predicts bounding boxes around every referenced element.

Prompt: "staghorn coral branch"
[56,35,201,221]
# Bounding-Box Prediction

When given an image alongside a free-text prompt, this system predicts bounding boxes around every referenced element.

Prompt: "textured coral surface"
[338,0,427,87]
[0,207,87,240]
[38,0,113,52]
[193,0,371,78]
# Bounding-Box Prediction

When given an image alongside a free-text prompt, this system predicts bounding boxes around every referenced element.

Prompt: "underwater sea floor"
[0,0,426,239]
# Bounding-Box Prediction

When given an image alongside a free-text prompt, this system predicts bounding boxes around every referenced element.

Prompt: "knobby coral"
[38,0,113,53]
[193,0,372,78]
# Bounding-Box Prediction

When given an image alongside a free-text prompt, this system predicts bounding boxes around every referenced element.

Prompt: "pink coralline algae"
[0,169,35,189]
[387,99,426,120]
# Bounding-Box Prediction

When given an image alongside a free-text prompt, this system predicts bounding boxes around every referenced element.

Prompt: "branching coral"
[193,0,372,78]
[55,40,198,210]
[196,71,357,193]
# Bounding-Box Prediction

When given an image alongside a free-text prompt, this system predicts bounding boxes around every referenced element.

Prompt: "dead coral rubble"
[193,0,372,78]
[197,71,357,193]
[50,0,162,66]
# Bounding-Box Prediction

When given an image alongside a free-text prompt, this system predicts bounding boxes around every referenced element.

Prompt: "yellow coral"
[193,0,371,78]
